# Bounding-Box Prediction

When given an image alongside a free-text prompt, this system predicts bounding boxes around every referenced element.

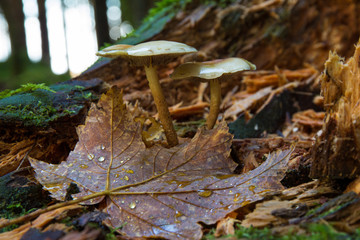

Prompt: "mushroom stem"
[206,79,221,129]
[144,64,179,147]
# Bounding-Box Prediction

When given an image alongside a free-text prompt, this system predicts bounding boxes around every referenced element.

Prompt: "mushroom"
[96,40,197,147]
[170,57,256,129]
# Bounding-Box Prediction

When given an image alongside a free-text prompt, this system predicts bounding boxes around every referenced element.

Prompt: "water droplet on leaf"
[79,164,88,169]
[129,202,136,209]
[175,211,183,218]
[197,190,212,198]
[98,156,105,162]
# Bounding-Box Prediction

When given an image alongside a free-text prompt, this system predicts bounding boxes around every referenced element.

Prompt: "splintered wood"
[311,41,360,179]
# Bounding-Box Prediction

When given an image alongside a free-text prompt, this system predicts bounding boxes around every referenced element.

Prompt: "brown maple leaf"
[30,87,294,240]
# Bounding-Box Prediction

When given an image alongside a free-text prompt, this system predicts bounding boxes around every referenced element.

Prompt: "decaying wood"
[76,0,360,112]
[310,41,360,179]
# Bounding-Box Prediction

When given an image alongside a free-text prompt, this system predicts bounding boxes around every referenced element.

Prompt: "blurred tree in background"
[37,0,50,64]
[0,0,28,75]
[0,0,155,90]
[92,0,111,49]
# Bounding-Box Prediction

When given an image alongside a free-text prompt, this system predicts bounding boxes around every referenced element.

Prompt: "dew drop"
[79,164,88,169]
[197,190,212,198]
[175,211,183,218]
[125,169,134,174]
[98,156,105,162]
[124,175,129,181]
[100,145,105,150]
[129,202,136,209]
[115,173,120,178]
[87,153,94,160]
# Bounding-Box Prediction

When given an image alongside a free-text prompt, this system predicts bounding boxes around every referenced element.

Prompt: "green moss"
[0,82,98,127]
[118,0,187,45]
[204,224,360,240]
[144,0,239,23]
[0,83,55,100]
[0,101,82,126]
[143,0,191,23]
[0,174,52,233]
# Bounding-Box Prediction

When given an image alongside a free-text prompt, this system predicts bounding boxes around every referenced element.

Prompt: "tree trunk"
[0,0,29,74]
[92,0,111,49]
[37,0,50,64]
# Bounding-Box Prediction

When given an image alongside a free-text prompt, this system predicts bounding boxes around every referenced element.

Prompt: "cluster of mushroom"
[96,40,256,147]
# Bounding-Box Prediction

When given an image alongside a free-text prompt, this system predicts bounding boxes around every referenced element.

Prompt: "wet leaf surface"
[30,87,294,240]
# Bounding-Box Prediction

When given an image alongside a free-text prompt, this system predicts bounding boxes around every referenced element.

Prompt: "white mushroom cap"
[96,44,132,57]
[170,58,256,81]
[96,40,197,66]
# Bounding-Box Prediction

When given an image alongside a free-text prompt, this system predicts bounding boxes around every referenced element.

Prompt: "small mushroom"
[171,57,256,129]
[97,40,197,147]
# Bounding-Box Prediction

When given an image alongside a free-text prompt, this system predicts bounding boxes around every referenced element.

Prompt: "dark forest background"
[0,0,155,90]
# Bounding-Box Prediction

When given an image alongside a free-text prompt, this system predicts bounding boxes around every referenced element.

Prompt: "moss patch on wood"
[0,79,102,127]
